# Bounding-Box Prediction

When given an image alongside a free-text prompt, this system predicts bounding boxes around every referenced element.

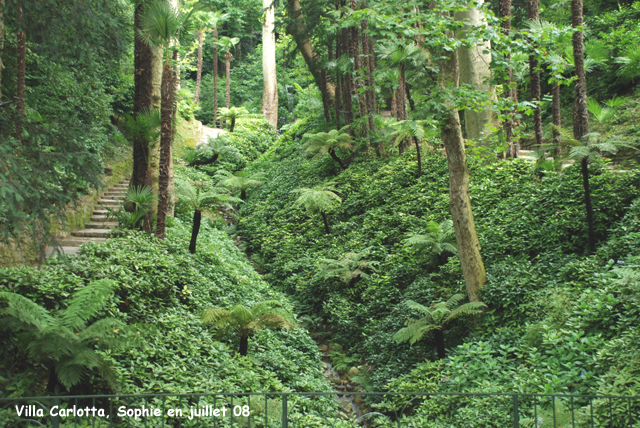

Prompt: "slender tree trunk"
[213,27,219,126]
[361,19,376,134]
[350,0,364,119]
[328,148,346,169]
[189,209,201,254]
[241,189,247,200]
[0,0,5,101]
[321,211,331,234]
[225,51,232,109]
[239,334,249,356]
[46,365,59,395]
[341,25,354,125]
[261,0,278,127]
[499,0,517,158]
[15,4,25,130]
[286,0,335,104]
[454,1,496,141]
[528,0,543,147]
[230,116,236,132]
[194,30,203,104]
[552,80,561,151]
[147,46,163,231]
[155,61,176,240]
[572,0,594,253]
[439,39,486,303]
[321,70,331,124]
[132,5,153,195]
[435,329,445,359]
[391,89,398,120]
[397,66,407,121]
[406,83,415,112]
[414,137,422,177]
[335,36,342,129]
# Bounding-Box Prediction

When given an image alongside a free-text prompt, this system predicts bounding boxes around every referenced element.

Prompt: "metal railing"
[1,391,638,428]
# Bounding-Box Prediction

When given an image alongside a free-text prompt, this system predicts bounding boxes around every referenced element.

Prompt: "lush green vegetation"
[2,0,640,426]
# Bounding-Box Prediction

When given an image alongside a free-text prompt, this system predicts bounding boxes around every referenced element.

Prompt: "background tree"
[202,301,295,356]
[215,36,240,109]
[217,106,248,132]
[302,129,353,169]
[0,280,129,393]
[210,12,228,126]
[175,179,240,254]
[293,185,342,234]
[192,11,214,105]
[214,169,264,200]
[393,294,487,359]
[261,0,278,127]
[527,0,543,147]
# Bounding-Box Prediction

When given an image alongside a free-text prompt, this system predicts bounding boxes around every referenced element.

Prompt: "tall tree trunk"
[286,0,335,105]
[0,0,5,101]
[225,51,232,109]
[328,148,346,169]
[261,0,278,127]
[321,211,331,234]
[528,0,543,147]
[230,116,236,132]
[132,5,153,196]
[194,30,203,104]
[213,27,219,126]
[239,334,249,356]
[439,39,486,303]
[361,19,375,134]
[434,329,446,359]
[189,209,201,254]
[155,61,176,240]
[341,25,354,126]
[552,80,561,151]
[499,0,517,158]
[15,4,25,128]
[350,0,364,120]
[454,1,496,141]
[397,66,408,152]
[571,0,594,253]
[414,137,422,177]
[148,46,163,231]
[335,35,342,130]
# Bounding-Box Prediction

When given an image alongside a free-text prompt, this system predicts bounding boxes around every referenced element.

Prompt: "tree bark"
[213,27,219,126]
[434,329,446,359]
[261,0,278,127]
[414,137,422,177]
[499,0,517,158]
[528,0,543,147]
[194,30,203,104]
[335,36,342,129]
[286,0,335,104]
[132,5,153,196]
[361,20,376,134]
[155,61,176,240]
[225,51,232,109]
[0,0,5,101]
[189,209,201,254]
[230,116,236,132]
[239,334,249,356]
[148,46,163,230]
[328,148,346,169]
[439,40,486,303]
[241,189,247,200]
[321,211,331,234]
[454,1,496,141]
[16,4,25,121]
[552,80,561,150]
[572,0,594,253]
[341,25,354,125]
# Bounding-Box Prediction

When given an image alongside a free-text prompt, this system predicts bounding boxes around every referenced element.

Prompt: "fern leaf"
[61,280,115,331]
[0,292,55,331]
[444,302,487,324]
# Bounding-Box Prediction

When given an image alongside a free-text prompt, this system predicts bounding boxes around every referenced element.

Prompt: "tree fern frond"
[405,300,432,315]
[256,314,295,331]
[0,292,55,331]
[202,308,231,325]
[61,280,115,331]
[78,318,128,347]
[444,302,488,324]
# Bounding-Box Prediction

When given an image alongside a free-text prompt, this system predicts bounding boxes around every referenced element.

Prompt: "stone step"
[85,222,118,229]
[93,209,109,215]
[45,246,82,257]
[91,215,110,222]
[57,237,107,246]
[104,192,126,196]
[71,229,112,238]
[98,199,122,206]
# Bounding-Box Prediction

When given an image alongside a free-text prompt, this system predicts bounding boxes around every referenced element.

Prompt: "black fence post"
[512,394,519,428]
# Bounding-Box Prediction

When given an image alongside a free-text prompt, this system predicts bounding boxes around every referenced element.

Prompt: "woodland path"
[45,178,129,257]
[199,125,227,145]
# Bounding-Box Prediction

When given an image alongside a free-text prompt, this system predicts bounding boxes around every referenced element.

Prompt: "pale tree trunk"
[194,30,203,104]
[16,4,25,117]
[0,0,5,100]
[286,0,335,104]
[552,80,561,150]
[225,51,232,109]
[149,46,163,221]
[439,33,486,303]
[499,0,518,158]
[454,1,496,141]
[155,61,176,239]
[168,0,179,217]
[213,27,219,126]
[261,0,278,127]
[528,0,543,147]
[571,0,595,254]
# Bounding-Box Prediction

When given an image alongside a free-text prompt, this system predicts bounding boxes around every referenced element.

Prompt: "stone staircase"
[518,150,629,173]
[45,178,129,257]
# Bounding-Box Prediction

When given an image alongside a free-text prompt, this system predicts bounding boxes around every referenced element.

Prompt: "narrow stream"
[319,346,368,422]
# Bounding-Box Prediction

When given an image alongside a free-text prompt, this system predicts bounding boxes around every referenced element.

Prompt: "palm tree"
[404,219,458,266]
[214,169,264,200]
[210,12,229,126]
[202,301,295,356]
[318,250,379,287]
[137,0,194,240]
[393,294,487,359]
[0,280,129,393]
[183,136,239,167]
[302,129,353,169]
[175,179,241,254]
[389,119,437,177]
[215,36,240,109]
[217,106,248,132]
[292,184,342,234]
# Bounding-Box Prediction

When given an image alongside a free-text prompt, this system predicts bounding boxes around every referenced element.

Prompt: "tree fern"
[217,106,249,132]
[302,129,353,169]
[185,136,239,167]
[215,169,265,200]
[318,249,379,286]
[615,45,640,80]
[292,184,342,234]
[404,219,457,265]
